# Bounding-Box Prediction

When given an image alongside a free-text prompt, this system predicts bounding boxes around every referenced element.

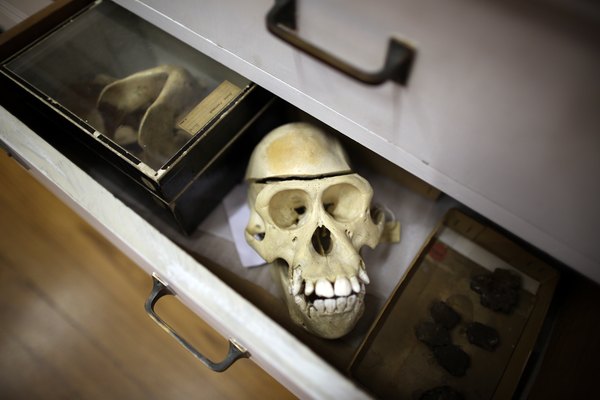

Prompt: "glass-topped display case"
[1,0,272,232]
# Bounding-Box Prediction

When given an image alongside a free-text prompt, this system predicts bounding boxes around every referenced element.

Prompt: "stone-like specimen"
[430,300,461,330]
[466,322,500,351]
[415,320,452,349]
[433,344,471,377]
[471,268,521,314]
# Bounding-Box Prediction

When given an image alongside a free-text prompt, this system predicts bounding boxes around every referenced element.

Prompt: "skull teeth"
[324,299,336,313]
[306,293,362,316]
[293,276,366,314]
[358,268,370,285]
[294,295,306,310]
[304,280,314,296]
[350,276,361,294]
[291,268,303,296]
[315,278,334,298]
[347,294,357,309]
[314,299,325,312]
[334,276,352,297]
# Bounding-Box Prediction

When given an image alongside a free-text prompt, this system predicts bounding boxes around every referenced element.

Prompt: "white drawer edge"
[0,105,370,400]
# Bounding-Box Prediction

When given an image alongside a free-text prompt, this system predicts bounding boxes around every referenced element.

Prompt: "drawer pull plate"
[145,275,249,372]
[266,0,415,85]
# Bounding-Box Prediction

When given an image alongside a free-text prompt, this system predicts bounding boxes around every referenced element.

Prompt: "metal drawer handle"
[266,0,416,85]
[145,275,249,372]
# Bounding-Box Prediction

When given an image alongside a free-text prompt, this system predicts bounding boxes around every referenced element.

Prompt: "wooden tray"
[350,209,558,399]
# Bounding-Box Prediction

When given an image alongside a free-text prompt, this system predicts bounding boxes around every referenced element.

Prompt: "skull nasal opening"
[312,226,332,256]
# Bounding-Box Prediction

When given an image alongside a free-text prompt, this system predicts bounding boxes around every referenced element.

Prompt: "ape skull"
[245,123,384,339]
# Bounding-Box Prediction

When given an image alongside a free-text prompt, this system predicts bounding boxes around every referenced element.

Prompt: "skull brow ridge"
[255,171,354,184]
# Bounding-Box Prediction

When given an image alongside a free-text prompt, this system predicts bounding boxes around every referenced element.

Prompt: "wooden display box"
[350,209,559,399]
[0,0,272,233]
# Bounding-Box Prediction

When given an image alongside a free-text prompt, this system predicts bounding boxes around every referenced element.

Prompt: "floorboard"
[0,152,296,400]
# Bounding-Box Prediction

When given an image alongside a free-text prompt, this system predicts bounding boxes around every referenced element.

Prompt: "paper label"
[177,80,242,134]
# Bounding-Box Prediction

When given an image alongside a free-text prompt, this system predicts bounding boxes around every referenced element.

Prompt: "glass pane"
[5,0,250,170]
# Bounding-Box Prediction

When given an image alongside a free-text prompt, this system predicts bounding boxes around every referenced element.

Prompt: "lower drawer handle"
[145,275,249,372]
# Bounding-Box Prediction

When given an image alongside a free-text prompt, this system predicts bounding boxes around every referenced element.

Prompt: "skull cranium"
[245,123,384,338]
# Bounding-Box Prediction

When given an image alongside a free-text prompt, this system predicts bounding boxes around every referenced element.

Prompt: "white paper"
[197,202,233,242]
[222,182,266,268]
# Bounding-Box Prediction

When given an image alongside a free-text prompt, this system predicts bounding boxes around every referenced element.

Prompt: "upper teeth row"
[291,269,369,298]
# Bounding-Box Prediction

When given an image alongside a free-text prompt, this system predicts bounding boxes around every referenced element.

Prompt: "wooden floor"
[0,152,296,399]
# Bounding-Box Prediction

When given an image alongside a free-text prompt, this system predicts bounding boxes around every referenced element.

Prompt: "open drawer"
[0,97,559,398]
[0,2,559,398]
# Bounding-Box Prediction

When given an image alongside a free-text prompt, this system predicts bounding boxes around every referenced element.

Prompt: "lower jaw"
[272,261,365,338]
[287,300,365,339]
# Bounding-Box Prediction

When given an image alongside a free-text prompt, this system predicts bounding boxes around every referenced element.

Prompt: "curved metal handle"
[145,275,249,372]
[266,0,415,85]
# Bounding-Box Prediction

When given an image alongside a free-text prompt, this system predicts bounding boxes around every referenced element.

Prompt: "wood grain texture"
[0,152,296,400]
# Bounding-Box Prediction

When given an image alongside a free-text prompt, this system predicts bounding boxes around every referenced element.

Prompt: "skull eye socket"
[322,183,363,222]
[268,189,311,229]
